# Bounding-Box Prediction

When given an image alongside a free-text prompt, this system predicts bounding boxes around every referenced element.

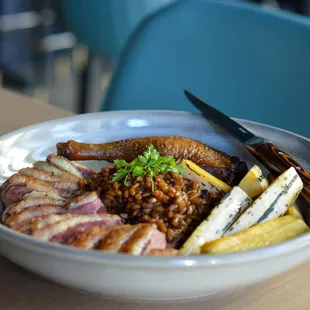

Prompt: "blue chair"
[61,0,176,60]
[103,0,310,138]
[61,0,176,113]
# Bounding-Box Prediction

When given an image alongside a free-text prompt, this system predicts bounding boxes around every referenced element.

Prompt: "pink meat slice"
[64,197,103,214]
[1,179,10,191]
[47,154,83,179]
[22,191,65,201]
[118,224,166,255]
[1,183,32,206]
[27,203,106,231]
[2,197,65,222]
[19,168,71,183]
[74,224,167,255]
[7,205,64,229]
[11,192,105,234]
[15,213,71,234]
[142,230,167,255]
[1,174,64,206]
[62,192,106,215]
[96,225,142,253]
[33,161,80,183]
[71,162,96,179]
[32,214,121,242]
[51,221,115,244]
[31,214,72,230]
[4,192,104,226]
[19,168,80,191]
[69,226,112,249]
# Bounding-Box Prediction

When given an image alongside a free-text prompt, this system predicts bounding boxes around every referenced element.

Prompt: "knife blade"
[185,90,261,145]
[184,90,310,202]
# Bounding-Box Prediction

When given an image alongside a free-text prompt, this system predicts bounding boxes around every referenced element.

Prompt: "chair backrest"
[61,0,176,60]
[103,0,310,138]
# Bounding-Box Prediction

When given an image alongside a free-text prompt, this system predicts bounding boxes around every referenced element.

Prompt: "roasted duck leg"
[57,136,247,185]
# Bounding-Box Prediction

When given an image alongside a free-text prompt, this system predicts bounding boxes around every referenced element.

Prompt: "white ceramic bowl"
[0,111,309,301]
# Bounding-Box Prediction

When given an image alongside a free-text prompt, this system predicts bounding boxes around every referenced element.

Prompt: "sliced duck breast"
[63,192,105,214]
[2,197,65,223]
[47,154,83,179]
[71,161,96,179]
[1,174,60,206]
[72,224,167,255]
[32,214,121,243]
[33,161,80,183]
[6,205,64,229]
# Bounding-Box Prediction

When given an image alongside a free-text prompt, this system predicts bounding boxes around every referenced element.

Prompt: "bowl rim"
[1,109,309,268]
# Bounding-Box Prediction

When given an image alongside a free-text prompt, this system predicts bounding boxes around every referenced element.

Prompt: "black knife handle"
[245,142,310,202]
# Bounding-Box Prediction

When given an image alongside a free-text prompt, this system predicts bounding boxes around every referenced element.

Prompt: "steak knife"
[184,90,310,202]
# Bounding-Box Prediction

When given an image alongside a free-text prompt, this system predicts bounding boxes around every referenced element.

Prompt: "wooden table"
[0,88,309,309]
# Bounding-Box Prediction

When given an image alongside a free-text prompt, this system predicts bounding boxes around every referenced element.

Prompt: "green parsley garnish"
[112,145,186,190]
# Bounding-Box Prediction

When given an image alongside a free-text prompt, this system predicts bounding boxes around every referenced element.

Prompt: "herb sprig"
[112,145,186,190]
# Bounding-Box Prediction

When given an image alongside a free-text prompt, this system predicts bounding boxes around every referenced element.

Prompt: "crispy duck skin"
[3,192,105,232]
[22,191,65,201]
[69,226,112,249]
[71,162,95,179]
[0,154,90,208]
[63,191,106,214]
[46,154,83,179]
[6,205,64,229]
[56,136,247,185]
[70,223,167,255]
[1,174,62,206]
[31,213,121,242]
[19,168,80,192]
[19,168,75,184]
[147,248,179,256]
[33,161,81,183]
[2,197,65,223]
[14,214,72,234]
[1,174,78,206]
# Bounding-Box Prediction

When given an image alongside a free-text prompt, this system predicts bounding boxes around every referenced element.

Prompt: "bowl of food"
[0,110,309,301]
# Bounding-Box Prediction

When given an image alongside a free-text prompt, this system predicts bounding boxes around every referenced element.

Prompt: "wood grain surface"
[0,88,72,135]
